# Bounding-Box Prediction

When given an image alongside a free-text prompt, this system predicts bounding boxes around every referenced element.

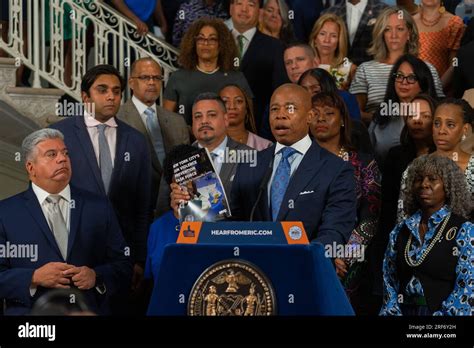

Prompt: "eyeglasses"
[195,36,218,45]
[393,72,418,84]
[131,75,163,82]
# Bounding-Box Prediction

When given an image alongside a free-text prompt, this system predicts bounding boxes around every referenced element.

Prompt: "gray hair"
[22,128,65,162]
[404,154,472,219]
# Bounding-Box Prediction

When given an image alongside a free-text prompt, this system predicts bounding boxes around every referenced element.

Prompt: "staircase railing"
[0,0,180,101]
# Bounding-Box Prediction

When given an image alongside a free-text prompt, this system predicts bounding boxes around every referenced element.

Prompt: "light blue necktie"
[144,107,166,165]
[97,124,113,193]
[270,147,297,220]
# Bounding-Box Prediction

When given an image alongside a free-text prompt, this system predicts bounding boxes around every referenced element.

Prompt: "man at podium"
[171,84,357,247]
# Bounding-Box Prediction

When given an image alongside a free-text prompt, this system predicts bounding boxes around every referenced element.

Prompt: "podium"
[147,222,355,316]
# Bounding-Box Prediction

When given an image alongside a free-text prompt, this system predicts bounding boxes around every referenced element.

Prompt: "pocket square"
[299,190,314,195]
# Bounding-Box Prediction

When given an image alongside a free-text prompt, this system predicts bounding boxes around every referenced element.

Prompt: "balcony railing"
[0,0,179,101]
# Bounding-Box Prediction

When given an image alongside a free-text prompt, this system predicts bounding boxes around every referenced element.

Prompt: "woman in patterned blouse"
[309,92,382,314]
[381,154,473,316]
[413,0,465,88]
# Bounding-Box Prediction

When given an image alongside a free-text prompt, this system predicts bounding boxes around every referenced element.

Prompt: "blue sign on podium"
[147,221,354,316]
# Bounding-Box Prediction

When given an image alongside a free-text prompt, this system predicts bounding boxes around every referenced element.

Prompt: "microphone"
[249,156,274,222]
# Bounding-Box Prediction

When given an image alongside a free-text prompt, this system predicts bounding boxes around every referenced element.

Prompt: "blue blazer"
[50,116,152,263]
[231,141,357,246]
[0,185,132,315]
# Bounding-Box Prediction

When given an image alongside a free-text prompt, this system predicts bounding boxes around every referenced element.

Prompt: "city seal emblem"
[188,259,276,316]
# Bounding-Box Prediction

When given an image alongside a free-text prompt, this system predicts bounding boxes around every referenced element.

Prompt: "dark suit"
[240,30,289,133]
[323,0,388,65]
[117,100,190,216]
[0,185,132,315]
[50,116,151,264]
[231,140,357,245]
[453,41,474,98]
[286,0,325,42]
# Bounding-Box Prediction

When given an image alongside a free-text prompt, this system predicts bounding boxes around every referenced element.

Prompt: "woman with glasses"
[371,94,437,313]
[258,0,295,44]
[163,18,253,125]
[369,54,442,170]
[309,92,381,314]
[349,7,444,125]
[380,154,473,316]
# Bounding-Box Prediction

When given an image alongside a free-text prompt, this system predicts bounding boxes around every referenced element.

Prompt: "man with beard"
[170,92,252,212]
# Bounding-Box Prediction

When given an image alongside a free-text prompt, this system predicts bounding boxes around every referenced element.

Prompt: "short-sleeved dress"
[419,16,465,76]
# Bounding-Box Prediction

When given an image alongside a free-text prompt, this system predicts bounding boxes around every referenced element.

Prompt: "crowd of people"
[0,0,473,317]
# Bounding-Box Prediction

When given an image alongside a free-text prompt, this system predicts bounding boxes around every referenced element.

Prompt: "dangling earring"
[439,1,446,14]
[462,133,467,142]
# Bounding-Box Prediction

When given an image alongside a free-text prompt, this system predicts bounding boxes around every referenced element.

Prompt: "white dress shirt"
[32,183,71,232]
[226,19,257,58]
[198,136,228,175]
[30,183,71,296]
[84,111,117,167]
[267,135,313,202]
[132,95,158,131]
[346,0,368,45]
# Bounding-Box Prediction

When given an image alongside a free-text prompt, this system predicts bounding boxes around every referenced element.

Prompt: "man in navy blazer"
[0,129,132,315]
[231,84,357,246]
[50,65,151,291]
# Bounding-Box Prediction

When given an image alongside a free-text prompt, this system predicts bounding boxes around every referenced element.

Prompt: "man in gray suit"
[117,58,189,217]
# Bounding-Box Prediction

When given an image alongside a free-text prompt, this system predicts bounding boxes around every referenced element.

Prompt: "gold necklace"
[337,146,348,160]
[404,213,451,267]
[420,9,442,27]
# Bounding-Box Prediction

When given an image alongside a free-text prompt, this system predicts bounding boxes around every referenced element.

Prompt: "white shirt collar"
[197,136,228,154]
[347,0,367,9]
[274,134,312,156]
[232,27,257,43]
[32,183,71,205]
[83,110,118,128]
[132,95,157,116]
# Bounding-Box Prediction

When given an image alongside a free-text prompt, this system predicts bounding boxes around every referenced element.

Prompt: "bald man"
[230,84,357,246]
[117,58,189,218]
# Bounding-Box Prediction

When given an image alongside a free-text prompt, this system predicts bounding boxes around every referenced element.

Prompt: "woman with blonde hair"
[309,13,356,90]
[349,6,444,124]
